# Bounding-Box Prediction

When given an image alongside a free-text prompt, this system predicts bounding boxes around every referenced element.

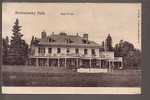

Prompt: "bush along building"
[28,31,123,72]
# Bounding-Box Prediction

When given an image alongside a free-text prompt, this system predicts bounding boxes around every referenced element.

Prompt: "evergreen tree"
[2,36,9,65]
[8,19,28,65]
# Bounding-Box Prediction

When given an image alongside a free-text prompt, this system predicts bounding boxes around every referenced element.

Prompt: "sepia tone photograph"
[2,3,141,94]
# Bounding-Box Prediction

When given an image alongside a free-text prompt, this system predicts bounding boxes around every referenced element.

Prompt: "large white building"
[28,31,123,71]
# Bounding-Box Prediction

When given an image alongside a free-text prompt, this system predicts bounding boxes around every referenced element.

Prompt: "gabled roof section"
[32,32,102,48]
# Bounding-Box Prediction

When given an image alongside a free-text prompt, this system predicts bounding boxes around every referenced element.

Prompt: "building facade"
[28,31,123,71]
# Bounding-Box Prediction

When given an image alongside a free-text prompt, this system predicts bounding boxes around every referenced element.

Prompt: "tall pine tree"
[2,36,9,65]
[8,19,28,65]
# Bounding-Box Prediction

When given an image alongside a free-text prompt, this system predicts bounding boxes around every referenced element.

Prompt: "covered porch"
[28,57,121,71]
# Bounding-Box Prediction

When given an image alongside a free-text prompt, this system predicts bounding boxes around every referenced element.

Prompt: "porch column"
[110,61,112,72]
[121,61,123,68]
[36,58,39,66]
[118,62,120,69]
[111,61,113,72]
[47,58,49,67]
[79,59,81,67]
[112,61,114,70]
[99,59,101,69]
[65,58,67,68]
[49,59,51,67]
[108,60,111,72]
[58,58,60,67]
[90,58,92,68]
[76,58,78,68]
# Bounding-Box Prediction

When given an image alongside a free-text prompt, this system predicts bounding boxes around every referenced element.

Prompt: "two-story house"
[28,31,123,71]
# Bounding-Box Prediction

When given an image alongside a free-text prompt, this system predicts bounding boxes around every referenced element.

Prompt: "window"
[57,48,61,54]
[82,39,87,44]
[66,38,74,44]
[48,48,52,54]
[82,39,90,44]
[67,48,70,53]
[84,49,88,55]
[75,48,79,54]
[91,49,96,55]
[38,47,45,54]
[49,38,55,42]
[49,38,52,42]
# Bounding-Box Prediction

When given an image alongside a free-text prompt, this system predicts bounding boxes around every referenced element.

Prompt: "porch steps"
[77,68,108,73]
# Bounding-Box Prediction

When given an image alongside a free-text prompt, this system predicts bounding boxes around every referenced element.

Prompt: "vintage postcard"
[2,3,141,94]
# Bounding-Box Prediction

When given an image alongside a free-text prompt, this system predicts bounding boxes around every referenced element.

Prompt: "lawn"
[2,67,141,87]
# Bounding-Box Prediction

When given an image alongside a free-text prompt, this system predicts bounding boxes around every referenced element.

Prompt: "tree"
[124,49,142,69]
[114,40,141,69]
[2,36,9,65]
[8,19,28,65]
[114,40,134,57]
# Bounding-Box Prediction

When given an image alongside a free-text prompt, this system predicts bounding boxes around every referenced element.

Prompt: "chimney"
[83,33,88,40]
[41,30,47,39]
[76,33,79,36]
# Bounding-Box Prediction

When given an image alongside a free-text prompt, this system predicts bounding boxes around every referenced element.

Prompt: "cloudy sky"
[2,3,141,49]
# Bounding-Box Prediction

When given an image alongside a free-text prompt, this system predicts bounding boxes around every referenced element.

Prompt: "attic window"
[82,39,88,44]
[66,38,74,43]
[49,38,55,42]
[69,39,74,43]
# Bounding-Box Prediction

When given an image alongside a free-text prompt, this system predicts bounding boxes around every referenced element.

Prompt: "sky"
[2,3,141,49]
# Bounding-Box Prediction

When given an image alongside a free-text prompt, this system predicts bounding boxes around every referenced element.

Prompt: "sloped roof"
[33,32,103,48]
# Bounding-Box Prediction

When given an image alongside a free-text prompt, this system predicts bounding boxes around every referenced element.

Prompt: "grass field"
[2,66,141,87]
